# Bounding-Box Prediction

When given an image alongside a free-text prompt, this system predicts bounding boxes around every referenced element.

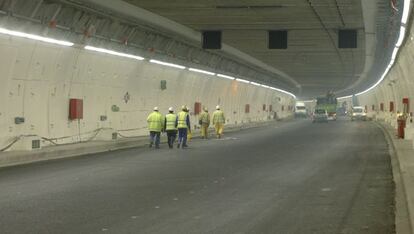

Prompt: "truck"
[294,101,308,118]
[316,92,337,121]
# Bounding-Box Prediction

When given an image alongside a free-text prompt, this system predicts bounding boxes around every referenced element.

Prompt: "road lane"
[0,119,394,234]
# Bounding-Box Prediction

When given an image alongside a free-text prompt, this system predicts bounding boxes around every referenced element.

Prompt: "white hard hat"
[168,107,174,111]
[153,106,159,111]
[216,105,220,110]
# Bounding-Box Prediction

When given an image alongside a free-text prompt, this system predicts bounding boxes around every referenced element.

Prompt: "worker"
[164,107,178,149]
[177,106,191,148]
[199,107,210,139]
[146,107,164,149]
[212,105,225,139]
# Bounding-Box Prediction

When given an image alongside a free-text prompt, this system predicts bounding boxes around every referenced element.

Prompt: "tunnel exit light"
[0,27,74,46]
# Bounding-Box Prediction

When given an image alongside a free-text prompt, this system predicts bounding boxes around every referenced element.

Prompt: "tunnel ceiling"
[124,0,366,98]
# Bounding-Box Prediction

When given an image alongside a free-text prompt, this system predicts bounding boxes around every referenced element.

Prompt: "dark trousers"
[177,128,188,146]
[166,130,177,148]
[149,131,161,147]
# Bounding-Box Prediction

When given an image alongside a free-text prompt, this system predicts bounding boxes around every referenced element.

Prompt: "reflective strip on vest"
[165,114,177,130]
[177,111,188,129]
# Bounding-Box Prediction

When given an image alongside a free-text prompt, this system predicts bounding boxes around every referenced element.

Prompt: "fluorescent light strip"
[356,66,391,96]
[150,59,185,69]
[0,27,74,46]
[251,82,261,86]
[84,46,144,60]
[189,68,215,76]
[217,74,235,80]
[236,78,250,83]
[337,95,353,100]
[261,85,270,88]
[303,100,315,103]
[396,26,406,47]
[391,47,399,60]
[270,86,297,99]
[402,0,411,24]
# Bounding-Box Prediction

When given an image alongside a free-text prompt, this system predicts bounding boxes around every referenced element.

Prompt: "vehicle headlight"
[352,113,356,116]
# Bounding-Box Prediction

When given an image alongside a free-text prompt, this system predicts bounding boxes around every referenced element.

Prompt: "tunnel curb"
[376,122,413,234]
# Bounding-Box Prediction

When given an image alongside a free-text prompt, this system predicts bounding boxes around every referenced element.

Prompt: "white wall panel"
[0,38,294,150]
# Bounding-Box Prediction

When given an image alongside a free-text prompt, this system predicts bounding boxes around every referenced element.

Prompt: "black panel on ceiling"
[338,30,357,48]
[268,30,288,49]
[202,31,222,49]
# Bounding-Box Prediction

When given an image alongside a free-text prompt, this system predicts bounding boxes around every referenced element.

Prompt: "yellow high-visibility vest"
[177,111,188,129]
[212,110,225,124]
[165,113,177,131]
[147,111,163,132]
[200,111,210,125]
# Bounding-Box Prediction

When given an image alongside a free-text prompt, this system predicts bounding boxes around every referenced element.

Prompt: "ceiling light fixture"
[150,59,185,69]
[235,78,250,83]
[402,0,411,24]
[0,27,74,46]
[217,74,235,80]
[272,87,296,99]
[85,46,144,60]
[189,68,215,76]
[395,26,406,47]
[337,95,353,100]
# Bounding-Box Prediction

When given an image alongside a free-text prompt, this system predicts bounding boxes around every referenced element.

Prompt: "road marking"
[102,228,108,232]
[321,188,332,192]
[155,206,160,209]
[173,197,178,201]
[131,216,138,219]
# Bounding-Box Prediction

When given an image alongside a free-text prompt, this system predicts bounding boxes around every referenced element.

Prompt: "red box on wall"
[245,104,250,113]
[194,102,201,115]
[390,101,394,112]
[69,99,83,120]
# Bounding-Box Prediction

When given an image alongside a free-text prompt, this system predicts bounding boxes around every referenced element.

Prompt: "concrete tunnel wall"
[0,34,295,150]
[356,19,414,128]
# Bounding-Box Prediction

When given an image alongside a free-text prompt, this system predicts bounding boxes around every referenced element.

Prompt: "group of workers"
[146,105,226,149]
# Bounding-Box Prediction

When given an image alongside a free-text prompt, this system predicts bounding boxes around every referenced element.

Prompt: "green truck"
[316,93,337,120]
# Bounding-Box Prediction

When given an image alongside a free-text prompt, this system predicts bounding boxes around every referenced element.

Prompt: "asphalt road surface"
[0,118,395,234]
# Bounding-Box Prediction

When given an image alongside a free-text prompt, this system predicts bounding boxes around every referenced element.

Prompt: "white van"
[295,102,307,118]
